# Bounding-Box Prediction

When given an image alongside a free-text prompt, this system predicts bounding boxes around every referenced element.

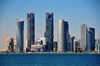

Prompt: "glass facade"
[88,27,95,51]
[45,13,54,51]
[81,24,87,51]
[87,31,92,51]
[99,38,100,51]
[58,19,69,52]
[27,12,35,50]
[16,19,24,52]
[70,36,75,51]
[64,21,69,51]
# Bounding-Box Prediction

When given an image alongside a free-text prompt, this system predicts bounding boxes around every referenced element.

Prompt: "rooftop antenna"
[28,4,33,13]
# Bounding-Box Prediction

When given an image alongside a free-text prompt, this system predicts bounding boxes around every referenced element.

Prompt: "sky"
[0,0,100,50]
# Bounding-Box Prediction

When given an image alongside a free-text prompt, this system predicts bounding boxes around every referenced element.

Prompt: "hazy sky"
[0,0,100,50]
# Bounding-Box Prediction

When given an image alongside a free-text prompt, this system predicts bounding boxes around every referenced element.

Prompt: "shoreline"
[0,52,100,54]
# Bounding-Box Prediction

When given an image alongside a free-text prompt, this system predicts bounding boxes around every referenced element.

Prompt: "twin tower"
[15,12,69,52]
[27,12,54,52]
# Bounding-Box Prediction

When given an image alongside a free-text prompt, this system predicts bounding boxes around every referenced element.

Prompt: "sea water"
[0,53,100,66]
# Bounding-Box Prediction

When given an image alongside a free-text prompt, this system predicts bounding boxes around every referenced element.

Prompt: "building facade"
[73,38,80,51]
[31,45,45,52]
[87,29,92,51]
[81,24,87,51]
[70,36,75,51]
[36,37,46,45]
[57,19,69,52]
[53,42,57,52]
[5,37,14,52]
[88,27,95,51]
[45,13,54,51]
[95,38,100,51]
[16,19,24,52]
[27,12,35,50]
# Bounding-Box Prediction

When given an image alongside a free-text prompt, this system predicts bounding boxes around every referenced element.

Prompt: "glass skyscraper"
[15,19,24,52]
[88,27,95,51]
[87,30,92,51]
[70,36,75,51]
[27,12,35,50]
[45,13,54,51]
[81,24,87,51]
[58,19,69,52]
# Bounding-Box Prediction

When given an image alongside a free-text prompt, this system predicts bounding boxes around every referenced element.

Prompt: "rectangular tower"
[45,13,54,51]
[27,12,35,50]
[5,37,14,52]
[81,24,87,51]
[88,27,95,51]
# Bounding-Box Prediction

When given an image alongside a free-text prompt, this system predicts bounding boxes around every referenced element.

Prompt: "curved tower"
[15,19,24,52]
[58,19,69,52]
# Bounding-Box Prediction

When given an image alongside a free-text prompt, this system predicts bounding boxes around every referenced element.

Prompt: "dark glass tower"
[45,13,54,51]
[70,36,75,51]
[64,21,69,51]
[15,19,24,52]
[27,12,35,50]
[87,30,92,51]
[88,27,95,51]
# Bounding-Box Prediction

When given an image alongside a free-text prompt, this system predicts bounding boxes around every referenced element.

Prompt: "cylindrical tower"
[15,19,24,53]
[58,19,65,52]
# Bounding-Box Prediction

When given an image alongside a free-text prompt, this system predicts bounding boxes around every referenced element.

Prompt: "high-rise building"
[45,13,54,51]
[57,19,69,52]
[70,36,75,51]
[99,38,100,51]
[68,34,70,51]
[87,28,92,51]
[81,24,87,51]
[88,27,95,51]
[73,38,80,51]
[15,19,24,52]
[27,12,35,50]
[95,38,100,51]
[5,37,14,52]
[95,39,99,51]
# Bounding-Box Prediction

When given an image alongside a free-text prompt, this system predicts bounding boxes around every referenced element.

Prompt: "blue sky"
[0,0,100,50]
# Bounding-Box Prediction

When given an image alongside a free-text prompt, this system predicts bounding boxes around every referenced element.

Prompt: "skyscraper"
[87,30,92,51]
[45,13,54,51]
[57,19,69,52]
[15,19,24,53]
[95,38,100,51]
[88,27,95,51]
[70,36,75,51]
[5,37,14,52]
[81,24,87,51]
[99,38,100,51]
[27,12,35,50]
[73,38,80,51]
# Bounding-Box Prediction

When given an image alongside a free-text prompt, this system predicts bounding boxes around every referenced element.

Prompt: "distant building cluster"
[4,12,100,53]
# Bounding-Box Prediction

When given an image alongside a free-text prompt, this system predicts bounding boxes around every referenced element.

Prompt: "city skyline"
[0,0,100,50]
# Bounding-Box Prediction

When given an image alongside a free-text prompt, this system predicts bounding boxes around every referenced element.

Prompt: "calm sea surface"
[0,53,100,66]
